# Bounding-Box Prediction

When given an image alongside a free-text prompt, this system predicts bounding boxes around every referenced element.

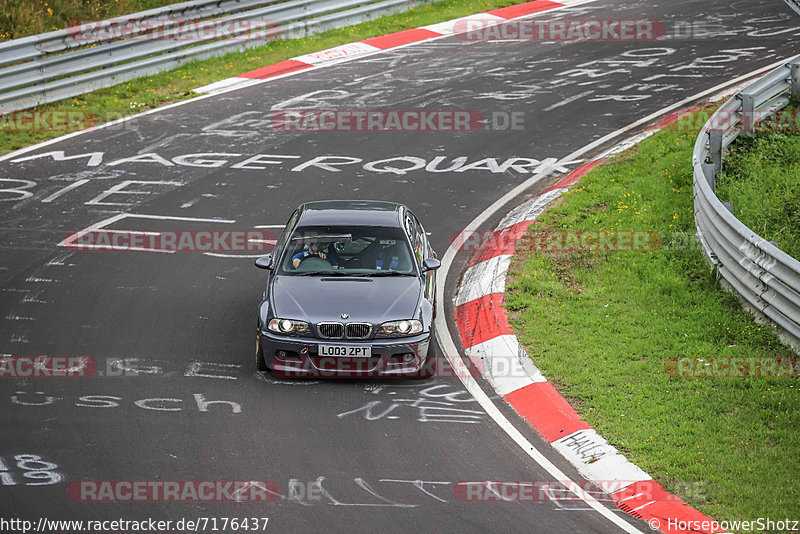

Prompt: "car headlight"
[377,319,423,336]
[267,318,310,335]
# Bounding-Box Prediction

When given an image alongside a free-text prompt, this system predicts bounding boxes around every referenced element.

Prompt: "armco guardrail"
[0,0,429,112]
[693,56,800,348]
[784,0,800,17]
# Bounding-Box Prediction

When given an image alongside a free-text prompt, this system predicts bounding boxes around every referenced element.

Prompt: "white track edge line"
[434,55,800,534]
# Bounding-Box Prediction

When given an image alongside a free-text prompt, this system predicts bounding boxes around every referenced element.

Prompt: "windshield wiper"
[291,233,352,243]
[292,270,412,277]
[294,270,362,276]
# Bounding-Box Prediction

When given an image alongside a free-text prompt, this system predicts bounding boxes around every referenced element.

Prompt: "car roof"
[296,200,406,227]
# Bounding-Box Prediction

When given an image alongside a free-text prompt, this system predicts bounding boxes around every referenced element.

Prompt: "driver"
[292,241,339,269]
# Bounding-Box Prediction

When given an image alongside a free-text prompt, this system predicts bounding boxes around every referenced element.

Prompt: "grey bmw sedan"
[255,200,440,378]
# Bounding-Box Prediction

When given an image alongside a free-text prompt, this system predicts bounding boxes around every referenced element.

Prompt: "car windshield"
[278,225,416,276]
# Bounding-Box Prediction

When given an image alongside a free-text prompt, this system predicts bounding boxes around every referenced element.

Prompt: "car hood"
[270,275,423,324]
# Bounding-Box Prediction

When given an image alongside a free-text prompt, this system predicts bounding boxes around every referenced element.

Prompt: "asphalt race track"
[1,0,798,532]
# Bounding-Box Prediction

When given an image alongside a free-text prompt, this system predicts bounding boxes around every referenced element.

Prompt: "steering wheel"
[295,255,333,272]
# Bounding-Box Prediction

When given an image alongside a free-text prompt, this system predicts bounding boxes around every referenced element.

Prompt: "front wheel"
[255,326,268,372]
[414,333,437,378]
[415,360,436,379]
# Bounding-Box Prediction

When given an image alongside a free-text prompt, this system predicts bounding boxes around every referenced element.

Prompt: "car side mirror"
[421,258,441,272]
[255,254,273,270]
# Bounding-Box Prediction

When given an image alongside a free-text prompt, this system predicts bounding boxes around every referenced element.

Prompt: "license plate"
[318,344,371,357]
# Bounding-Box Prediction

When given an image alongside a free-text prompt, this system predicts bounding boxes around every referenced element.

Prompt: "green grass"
[1,0,187,40]
[505,115,799,527]
[0,0,526,155]
[716,128,800,260]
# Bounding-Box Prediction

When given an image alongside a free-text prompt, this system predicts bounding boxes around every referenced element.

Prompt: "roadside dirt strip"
[453,116,720,534]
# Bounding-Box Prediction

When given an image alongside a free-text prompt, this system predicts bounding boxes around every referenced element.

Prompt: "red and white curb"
[193,0,566,94]
[453,121,722,534]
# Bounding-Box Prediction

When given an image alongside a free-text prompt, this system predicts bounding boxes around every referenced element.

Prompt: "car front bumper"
[259,330,431,377]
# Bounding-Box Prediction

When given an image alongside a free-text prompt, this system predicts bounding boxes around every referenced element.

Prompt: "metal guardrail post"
[701,162,716,191]
[791,61,800,101]
[740,93,755,131]
[708,129,723,175]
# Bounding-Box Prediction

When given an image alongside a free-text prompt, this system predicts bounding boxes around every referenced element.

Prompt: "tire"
[256,326,268,372]
[415,362,436,379]
[414,333,437,378]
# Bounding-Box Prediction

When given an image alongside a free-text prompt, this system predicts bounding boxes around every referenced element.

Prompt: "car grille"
[318,322,344,338]
[346,323,372,339]
[316,322,372,339]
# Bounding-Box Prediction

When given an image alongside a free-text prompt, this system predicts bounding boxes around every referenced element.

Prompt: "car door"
[407,209,435,304]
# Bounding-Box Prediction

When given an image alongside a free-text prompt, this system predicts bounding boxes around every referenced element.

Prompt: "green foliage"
[506,115,799,523]
[717,130,800,259]
[1,0,184,40]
